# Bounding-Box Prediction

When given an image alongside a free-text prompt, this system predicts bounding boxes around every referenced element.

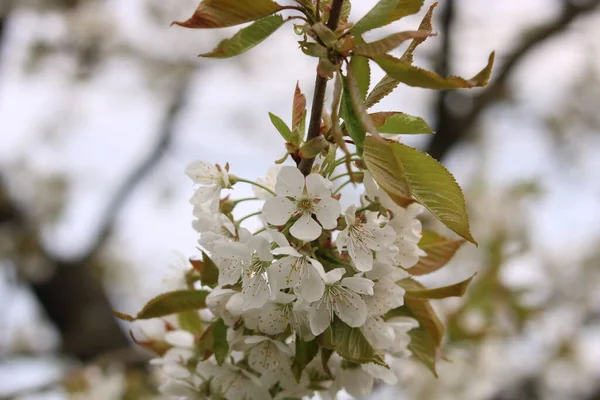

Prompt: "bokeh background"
[2,0,600,399]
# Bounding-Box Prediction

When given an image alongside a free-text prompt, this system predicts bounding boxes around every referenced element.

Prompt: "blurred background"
[1,0,600,399]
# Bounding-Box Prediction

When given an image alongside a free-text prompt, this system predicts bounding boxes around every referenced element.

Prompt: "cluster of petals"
[160,160,432,399]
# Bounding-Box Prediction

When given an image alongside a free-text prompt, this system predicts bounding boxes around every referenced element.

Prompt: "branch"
[298,0,345,175]
[427,0,600,161]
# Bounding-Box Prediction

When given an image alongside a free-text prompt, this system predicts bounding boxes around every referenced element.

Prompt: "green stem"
[333,179,353,195]
[236,211,262,226]
[334,157,361,168]
[235,178,276,196]
[253,227,266,235]
[233,197,259,205]
[330,171,363,181]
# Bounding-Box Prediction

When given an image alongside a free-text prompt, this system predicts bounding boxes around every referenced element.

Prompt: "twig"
[298,0,345,176]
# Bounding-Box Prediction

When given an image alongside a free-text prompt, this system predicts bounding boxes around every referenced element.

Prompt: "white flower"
[208,364,272,400]
[336,205,396,272]
[249,292,312,338]
[384,203,427,268]
[206,288,243,326]
[245,336,292,374]
[213,232,274,310]
[192,208,236,251]
[270,236,326,302]
[186,160,231,212]
[262,166,341,241]
[253,165,281,200]
[308,268,374,335]
[362,170,402,214]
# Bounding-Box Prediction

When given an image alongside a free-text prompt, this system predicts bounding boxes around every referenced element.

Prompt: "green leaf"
[365,75,400,109]
[114,290,209,321]
[172,0,284,29]
[403,275,475,299]
[291,339,319,382]
[364,2,438,109]
[401,1,438,64]
[363,136,476,244]
[408,231,465,275]
[200,15,286,58]
[300,136,328,158]
[370,111,434,135]
[340,76,366,155]
[200,251,220,288]
[312,22,338,47]
[292,83,307,144]
[198,319,229,365]
[332,318,386,366]
[351,0,424,35]
[178,310,203,334]
[372,52,495,90]
[268,112,292,142]
[407,325,438,376]
[349,56,371,101]
[353,30,434,57]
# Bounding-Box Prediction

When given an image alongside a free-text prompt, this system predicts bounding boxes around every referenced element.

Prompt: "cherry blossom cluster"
[152,160,427,399]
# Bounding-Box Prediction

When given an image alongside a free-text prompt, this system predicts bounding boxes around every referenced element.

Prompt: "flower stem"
[236,211,262,226]
[334,157,361,168]
[234,178,276,196]
[333,179,354,195]
[233,197,259,205]
[330,171,363,181]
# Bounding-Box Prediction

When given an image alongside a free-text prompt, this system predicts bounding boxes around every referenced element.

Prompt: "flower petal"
[340,366,374,398]
[341,277,374,295]
[257,302,289,335]
[322,267,345,284]
[164,330,195,348]
[334,290,368,327]
[290,213,322,241]
[185,160,219,184]
[274,166,305,198]
[313,197,341,230]
[242,273,271,310]
[364,278,404,317]
[348,240,374,272]
[262,197,296,226]
[309,298,332,336]
[343,205,357,226]
[297,264,325,302]
[305,173,332,198]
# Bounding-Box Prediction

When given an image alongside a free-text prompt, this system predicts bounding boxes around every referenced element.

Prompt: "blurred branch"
[427,0,600,161]
[0,75,192,360]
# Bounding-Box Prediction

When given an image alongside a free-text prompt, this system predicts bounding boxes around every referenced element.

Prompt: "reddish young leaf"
[172,0,284,29]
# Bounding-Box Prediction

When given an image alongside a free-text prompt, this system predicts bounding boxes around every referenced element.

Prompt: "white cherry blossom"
[213,233,274,310]
[308,268,374,335]
[186,160,231,212]
[336,205,396,272]
[270,240,326,302]
[249,292,312,338]
[385,203,427,268]
[262,166,341,241]
[253,165,281,200]
[246,336,293,374]
[208,363,272,400]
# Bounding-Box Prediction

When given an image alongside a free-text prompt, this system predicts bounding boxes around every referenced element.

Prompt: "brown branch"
[298,0,345,176]
[427,0,600,161]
